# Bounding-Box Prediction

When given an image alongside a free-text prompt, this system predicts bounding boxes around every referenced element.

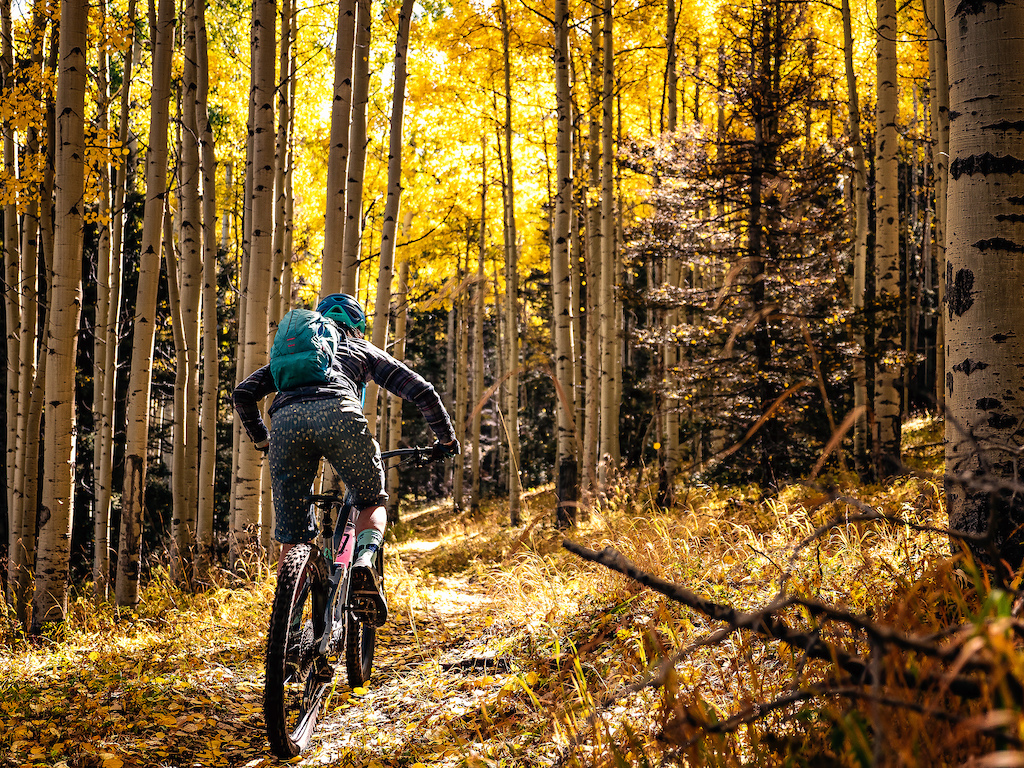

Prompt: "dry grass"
[3,415,1019,767]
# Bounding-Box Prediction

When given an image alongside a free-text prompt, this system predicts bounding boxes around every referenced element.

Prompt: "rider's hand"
[432,439,460,459]
[255,438,270,454]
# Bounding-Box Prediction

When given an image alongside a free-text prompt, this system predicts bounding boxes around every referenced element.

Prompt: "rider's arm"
[232,365,277,446]
[361,342,456,445]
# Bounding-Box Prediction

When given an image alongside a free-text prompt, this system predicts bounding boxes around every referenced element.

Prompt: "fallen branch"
[561,540,990,700]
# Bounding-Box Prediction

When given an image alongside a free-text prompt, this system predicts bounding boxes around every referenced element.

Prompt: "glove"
[432,439,460,459]
[255,438,270,454]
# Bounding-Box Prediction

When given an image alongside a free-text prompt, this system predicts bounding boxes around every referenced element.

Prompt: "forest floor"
[1,416,1011,767]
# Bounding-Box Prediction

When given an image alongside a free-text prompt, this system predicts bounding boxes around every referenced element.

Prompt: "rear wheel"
[345,548,381,687]
[264,544,330,758]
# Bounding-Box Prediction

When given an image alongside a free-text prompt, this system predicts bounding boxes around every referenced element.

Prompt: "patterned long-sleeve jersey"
[232,335,455,447]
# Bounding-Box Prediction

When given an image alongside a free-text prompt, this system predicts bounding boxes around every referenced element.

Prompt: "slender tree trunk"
[499,0,522,525]
[341,0,372,294]
[386,247,410,523]
[32,0,87,629]
[115,0,176,606]
[366,0,414,435]
[2,0,19,544]
[322,0,357,295]
[553,0,578,527]
[454,261,469,511]
[270,0,293,331]
[195,0,219,582]
[233,0,277,563]
[874,0,902,476]
[944,0,1024,573]
[471,142,486,514]
[9,6,47,623]
[583,7,601,497]
[172,0,204,585]
[842,0,871,474]
[598,0,617,487]
[927,0,949,413]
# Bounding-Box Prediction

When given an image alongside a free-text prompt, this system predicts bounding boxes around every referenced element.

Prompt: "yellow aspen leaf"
[89,651,99,661]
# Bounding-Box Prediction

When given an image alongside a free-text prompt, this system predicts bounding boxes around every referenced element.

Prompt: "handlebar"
[380,446,437,462]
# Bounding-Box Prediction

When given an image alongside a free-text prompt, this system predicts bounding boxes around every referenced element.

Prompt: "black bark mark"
[952,0,1008,17]
[977,397,1002,410]
[950,153,1024,180]
[992,333,1014,343]
[996,214,1024,223]
[946,265,975,319]
[974,237,1024,253]
[989,412,1019,430]
[987,120,1024,132]
[953,358,989,376]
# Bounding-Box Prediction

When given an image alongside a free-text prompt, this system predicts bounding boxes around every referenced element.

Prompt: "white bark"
[873,0,902,475]
[32,0,87,629]
[322,0,357,295]
[944,0,1024,569]
[366,0,414,434]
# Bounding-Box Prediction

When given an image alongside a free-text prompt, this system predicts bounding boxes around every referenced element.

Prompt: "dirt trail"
[299,531,519,766]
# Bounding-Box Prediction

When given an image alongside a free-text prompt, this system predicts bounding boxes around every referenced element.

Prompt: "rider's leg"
[353,504,386,567]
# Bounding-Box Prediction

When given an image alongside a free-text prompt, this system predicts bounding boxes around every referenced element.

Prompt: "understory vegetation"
[2,415,1017,767]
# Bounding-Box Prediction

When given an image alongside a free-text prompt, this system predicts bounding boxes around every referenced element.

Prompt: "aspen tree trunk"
[231,1,258,528]
[270,0,293,329]
[322,0,357,295]
[366,0,414,434]
[842,0,871,474]
[32,0,87,629]
[115,0,173,606]
[582,8,601,496]
[927,0,949,412]
[172,0,204,584]
[221,162,232,253]
[553,0,578,527]
[454,266,469,511]
[945,0,1024,572]
[9,5,46,622]
[93,0,135,600]
[2,0,18,538]
[195,0,219,582]
[661,0,680,499]
[233,0,277,563]
[598,0,617,487]
[874,0,902,476]
[341,0,372,295]
[499,0,522,525]
[664,0,677,133]
[386,250,410,522]
[471,143,486,513]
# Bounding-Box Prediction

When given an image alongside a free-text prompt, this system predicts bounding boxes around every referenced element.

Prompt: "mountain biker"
[233,292,459,626]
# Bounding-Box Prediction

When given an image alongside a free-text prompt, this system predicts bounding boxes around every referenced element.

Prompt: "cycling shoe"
[350,562,388,627]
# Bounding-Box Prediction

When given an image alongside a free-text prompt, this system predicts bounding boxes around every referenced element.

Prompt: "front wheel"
[264,544,330,758]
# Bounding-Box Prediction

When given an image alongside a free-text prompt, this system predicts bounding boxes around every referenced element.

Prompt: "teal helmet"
[317,293,366,335]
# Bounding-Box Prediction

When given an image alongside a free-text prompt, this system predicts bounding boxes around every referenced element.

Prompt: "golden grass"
[3,415,1018,767]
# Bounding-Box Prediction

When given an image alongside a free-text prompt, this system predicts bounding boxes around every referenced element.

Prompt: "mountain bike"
[263,445,441,758]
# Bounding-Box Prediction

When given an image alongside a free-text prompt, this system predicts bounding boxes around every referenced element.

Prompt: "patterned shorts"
[269,399,387,544]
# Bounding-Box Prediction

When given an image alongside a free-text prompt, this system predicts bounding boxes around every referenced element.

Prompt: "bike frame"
[307,446,434,656]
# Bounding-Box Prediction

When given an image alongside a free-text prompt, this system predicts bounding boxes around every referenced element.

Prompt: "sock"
[354,529,384,564]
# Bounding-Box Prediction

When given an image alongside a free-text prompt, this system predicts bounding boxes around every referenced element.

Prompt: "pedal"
[351,595,379,622]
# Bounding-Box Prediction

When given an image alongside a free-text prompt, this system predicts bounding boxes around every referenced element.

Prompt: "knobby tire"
[345,548,382,687]
[264,544,330,758]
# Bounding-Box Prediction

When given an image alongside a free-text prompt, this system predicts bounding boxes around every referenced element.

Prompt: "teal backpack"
[269,308,341,390]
